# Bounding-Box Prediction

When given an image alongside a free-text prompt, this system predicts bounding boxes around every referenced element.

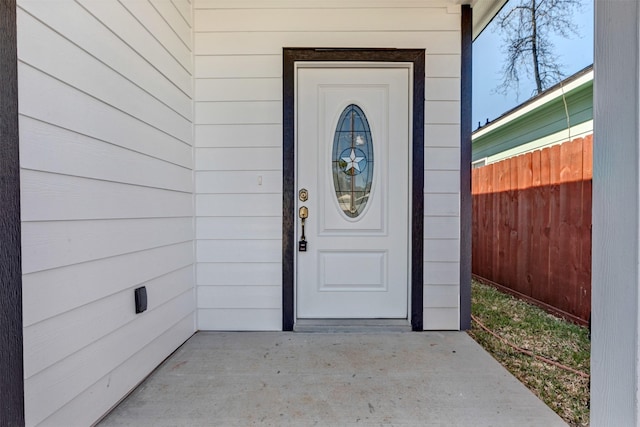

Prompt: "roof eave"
[470,0,509,40]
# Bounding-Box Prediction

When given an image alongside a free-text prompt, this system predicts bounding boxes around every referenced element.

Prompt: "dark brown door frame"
[282,48,426,331]
[1,0,25,424]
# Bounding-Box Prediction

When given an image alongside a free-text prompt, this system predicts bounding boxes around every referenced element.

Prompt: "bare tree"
[494,0,583,97]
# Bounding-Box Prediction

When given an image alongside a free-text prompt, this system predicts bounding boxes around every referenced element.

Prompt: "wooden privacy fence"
[472,136,592,325]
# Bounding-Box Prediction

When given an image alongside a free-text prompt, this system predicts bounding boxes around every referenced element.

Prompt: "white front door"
[296,65,410,319]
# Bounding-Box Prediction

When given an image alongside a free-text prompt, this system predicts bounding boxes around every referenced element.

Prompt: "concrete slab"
[98,332,567,426]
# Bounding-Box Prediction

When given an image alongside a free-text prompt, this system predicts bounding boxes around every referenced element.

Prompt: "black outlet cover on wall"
[134,286,147,314]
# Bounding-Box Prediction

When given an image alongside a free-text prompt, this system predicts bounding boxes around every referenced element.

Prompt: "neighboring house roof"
[472,64,593,165]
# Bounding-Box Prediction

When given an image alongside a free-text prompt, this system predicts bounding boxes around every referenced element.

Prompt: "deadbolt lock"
[299,188,309,202]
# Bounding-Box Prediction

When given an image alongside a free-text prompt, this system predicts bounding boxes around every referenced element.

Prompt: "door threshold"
[294,319,411,333]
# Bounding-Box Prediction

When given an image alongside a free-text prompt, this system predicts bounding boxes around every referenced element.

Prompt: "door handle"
[299,206,308,252]
[299,206,308,219]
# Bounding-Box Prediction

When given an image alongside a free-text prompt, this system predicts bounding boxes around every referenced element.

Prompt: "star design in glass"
[341,149,365,174]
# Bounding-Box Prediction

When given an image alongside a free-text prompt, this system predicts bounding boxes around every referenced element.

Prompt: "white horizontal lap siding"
[424,52,462,329]
[193,1,461,331]
[415,13,463,332]
[17,0,195,425]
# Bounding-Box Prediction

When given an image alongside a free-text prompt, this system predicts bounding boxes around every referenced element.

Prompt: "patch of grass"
[468,280,590,426]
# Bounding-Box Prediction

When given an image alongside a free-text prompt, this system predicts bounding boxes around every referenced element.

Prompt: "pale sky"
[472,0,594,127]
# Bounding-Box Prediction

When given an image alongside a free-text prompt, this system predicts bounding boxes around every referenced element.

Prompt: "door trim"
[282,48,425,331]
[0,0,25,424]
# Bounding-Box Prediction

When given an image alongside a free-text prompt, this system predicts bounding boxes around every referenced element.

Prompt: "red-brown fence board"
[472,136,592,324]
[517,153,532,297]
[580,135,593,319]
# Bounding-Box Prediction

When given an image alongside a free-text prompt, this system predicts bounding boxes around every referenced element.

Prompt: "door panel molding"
[283,48,425,331]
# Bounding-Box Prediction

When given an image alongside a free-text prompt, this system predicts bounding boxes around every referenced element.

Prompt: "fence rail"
[471,136,592,324]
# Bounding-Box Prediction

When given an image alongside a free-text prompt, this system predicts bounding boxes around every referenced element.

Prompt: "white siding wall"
[194,0,462,330]
[17,1,195,425]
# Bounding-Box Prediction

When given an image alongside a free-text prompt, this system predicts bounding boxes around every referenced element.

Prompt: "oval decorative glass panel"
[332,104,374,218]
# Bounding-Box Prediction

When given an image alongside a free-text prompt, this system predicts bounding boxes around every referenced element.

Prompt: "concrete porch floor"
[98,331,567,426]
